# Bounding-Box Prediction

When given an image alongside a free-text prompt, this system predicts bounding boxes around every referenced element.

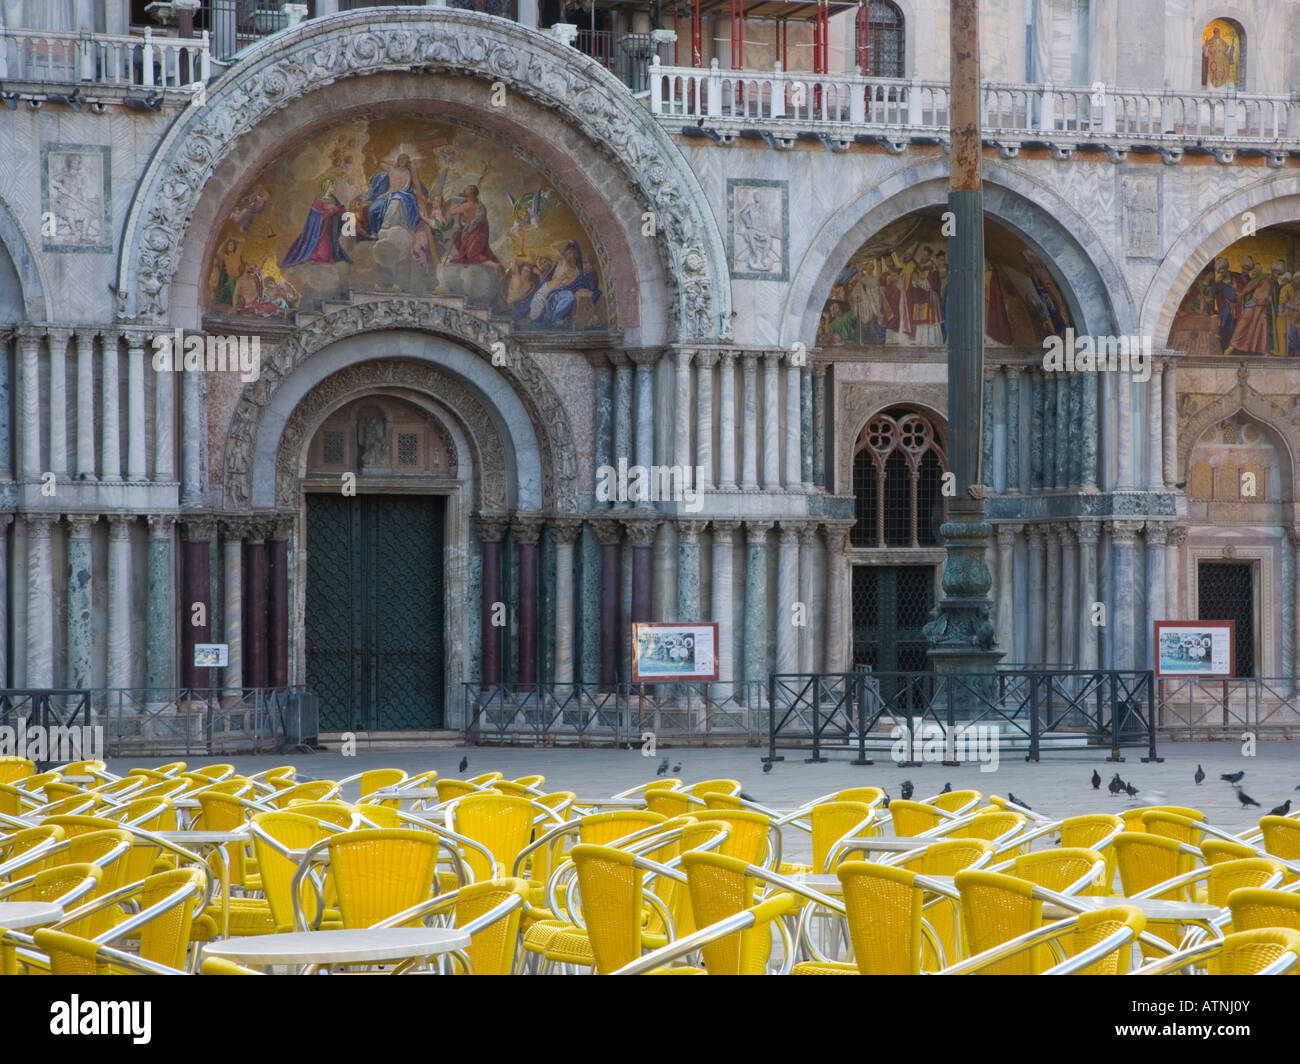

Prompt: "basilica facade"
[3,1,1300,737]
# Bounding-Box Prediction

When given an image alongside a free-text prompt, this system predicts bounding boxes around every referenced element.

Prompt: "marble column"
[695,351,716,491]
[1004,366,1021,492]
[267,518,291,688]
[1116,375,1134,490]
[17,330,41,481]
[1108,521,1143,669]
[0,337,10,479]
[590,518,623,689]
[1145,523,1168,669]
[824,523,851,673]
[0,515,10,687]
[1054,374,1070,488]
[612,352,633,475]
[711,520,739,694]
[222,519,244,691]
[670,347,692,473]
[1162,358,1177,487]
[1026,524,1046,664]
[788,522,811,675]
[242,521,268,689]
[147,515,177,694]
[741,352,760,490]
[1061,524,1078,666]
[784,354,802,490]
[65,515,96,689]
[1066,376,1082,488]
[126,330,148,481]
[75,330,97,480]
[1099,370,1116,491]
[475,515,509,689]
[1290,530,1300,690]
[591,353,613,502]
[513,514,545,687]
[744,520,772,684]
[1045,524,1062,664]
[1077,522,1100,670]
[1146,361,1164,492]
[812,363,827,489]
[47,328,70,480]
[1165,525,1186,621]
[180,518,213,690]
[154,339,174,483]
[551,518,582,688]
[102,331,122,482]
[107,515,134,690]
[626,517,658,629]
[800,363,814,490]
[1081,368,1099,491]
[676,520,703,622]
[762,351,781,489]
[995,523,1021,660]
[634,350,659,475]
[1029,369,1045,491]
[1043,375,1058,492]
[774,521,800,678]
[717,351,738,490]
[982,374,994,488]
[26,514,57,687]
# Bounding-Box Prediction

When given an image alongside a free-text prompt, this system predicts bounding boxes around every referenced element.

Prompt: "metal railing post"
[1142,671,1162,763]
[766,672,776,762]
[1108,674,1123,762]
[1027,673,1040,762]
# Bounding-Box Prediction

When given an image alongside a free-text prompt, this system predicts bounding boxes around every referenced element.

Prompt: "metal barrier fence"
[463,682,767,745]
[768,670,1161,765]
[1155,676,1300,734]
[0,687,308,758]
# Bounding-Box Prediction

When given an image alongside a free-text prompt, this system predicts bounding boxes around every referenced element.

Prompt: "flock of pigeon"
[1085,763,1294,817]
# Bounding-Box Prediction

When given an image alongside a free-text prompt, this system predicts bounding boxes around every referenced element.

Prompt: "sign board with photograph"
[631,623,719,683]
[1153,622,1235,677]
[194,643,230,668]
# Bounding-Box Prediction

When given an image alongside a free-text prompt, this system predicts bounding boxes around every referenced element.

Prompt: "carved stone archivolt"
[116,9,729,339]
[1175,374,1300,495]
[224,298,578,512]
[274,360,495,511]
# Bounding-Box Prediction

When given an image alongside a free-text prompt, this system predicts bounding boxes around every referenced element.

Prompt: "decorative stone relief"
[1121,171,1160,259]
[42,145,111,253]
[118,10,728,338]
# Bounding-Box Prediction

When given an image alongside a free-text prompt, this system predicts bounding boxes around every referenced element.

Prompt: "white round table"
[0,901,64,930]
[203,927,471,972]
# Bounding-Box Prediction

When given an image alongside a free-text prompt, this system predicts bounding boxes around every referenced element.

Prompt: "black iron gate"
[306,493,445,731]
[852,565,934,707]
[1197,562,1255,678]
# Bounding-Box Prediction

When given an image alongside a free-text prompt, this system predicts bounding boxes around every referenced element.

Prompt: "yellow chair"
[1059,813,1124,888]
[940,905,1147,975]
[947,811,1028,851]
[284,801,356,829]
[449,793,548,881]
[645,788,705,819]
[827,861,932,975]
[808,800,875,872]
[32,929,186,975]
[680,850,791,974]
[954,869,1046,975]
[1227,887,1300,933]
[192,764,236,781]
[1202,839,1259,865]
[435,778,482,804]
[1137,927,1300,975]
[931,789,982,815]
[31,795,98,818]
[357,768,409,802]
[559,843,676,974]
[1120,805,1204,833]
[1260,815,1300,884]
[201,957,263,974]
[0,782,39,816]
[249,811,345,932]
[375,878,530,975]
[690,779,742,799]
[0,825,66,877]
[270,780,340,808]
[1005,848,1108,896]
[886,799,945,838]
[1112,831,1199,899]
[892,838,995,965]
[1141,810,1205,847]
[0,758,36,784]
[299,829,440,930]
[616,892,798,975]
[686,809,775,867]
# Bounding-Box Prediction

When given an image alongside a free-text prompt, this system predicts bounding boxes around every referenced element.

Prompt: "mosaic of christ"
[203,116,608,329]
[817,212,1075,349]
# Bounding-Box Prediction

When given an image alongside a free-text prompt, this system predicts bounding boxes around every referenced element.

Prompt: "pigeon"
[1194,764,1205,785]
[1125,782,1139,799]
[1091,770,1101,790]
[941,782,952,794]
[672,763,682,774]
[900,780,914,801]
[881,792,891,809]
[1108,774,1125,796]
[656,758,669,777]
[1268,800,1292,817]
[762,761,773,774]
[458,756,468,773]
[738,792,756,802]
[1236,788,1261,809]
[1008,791,1031,811]
[1221,771,1245,784]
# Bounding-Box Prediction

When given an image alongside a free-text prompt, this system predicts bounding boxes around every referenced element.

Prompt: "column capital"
[622,516,661,548]
[627,348,663,367]
[120,326,153,352]
[243,516,273,543]
[0,513,12,531]
[583,349,614,371]
[1167,524,1189,548]
[44,325,74,345]
[74,326,100,345]
[147,513,178,539]
[745,519,774,545]
[1076,520,1101,547]
[709,518,741,542]
[220,516,250,540]
[64,513,99,539]
[106,514,134,541]
[511,512,547,545]
[474,512,511,544]
[1003,364,1023,380]
[694,349,720,369]
[822,520,852,553]
[269,514,296,541]
[589,517,624,546]
[777,519,802,545]
[1107,519,1145,545]
[1144,521,1170,547]
[548,516,584,545]
[761,349,783,366]
[995,522,1023,548]
[676,519,706,545]
[181,515,217,541]
[14,326,44,352]
[811,358,830,379]
[671,347,694,367]
[717,348,738,367]
[25,513,59,539]
[1025,523,1046,545]
[796,520,818,547]
[605,349,632,368]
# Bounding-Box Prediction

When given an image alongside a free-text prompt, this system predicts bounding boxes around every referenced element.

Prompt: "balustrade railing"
[0,27,209,89]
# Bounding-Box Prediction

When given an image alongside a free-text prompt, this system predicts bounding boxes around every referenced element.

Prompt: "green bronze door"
[306,494,445,730]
